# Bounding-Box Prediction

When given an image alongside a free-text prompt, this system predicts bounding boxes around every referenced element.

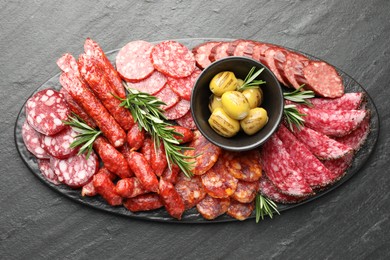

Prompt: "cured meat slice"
[209,42,230,62]
[291,126,353,160]
[167,68,201,100]
[227,200,254,221]
[283,52,309,89]
[296,106,367,137]
[163,99,191,120]
[192,41,221,69]
[231,180,258,203]
[154,85,180,110]
[150,40,196,78]
[175,175,206,209]
[196,195,230,220]
[57,53,80,76]
[201,159,238,199]
[252,42,276,64]
[175,111,197,130]
[334,114,370,152]
[258,177,307,204]
[263,47,289,86]
[223,150,262,182]
[22,120,49,159]
[93,168,122,206]
[78,54,134,131]
[51,151,99,188]
[183,130,221,176]
[227,39,255,57]
[296,60,344,98]
[37,159,61,185]
[307,92,365,110]
[60,72,126,147]
[125,70,167,95]
[159,178,185,220]
[115,177,148,198]
[321,153,354,180]
[260,134,313,197]
[25,88,69,136]
[123,194,163,212]
[84,38,126,99]
[116,40,155,82]
[41,126,78,159]
[276,124,336,188]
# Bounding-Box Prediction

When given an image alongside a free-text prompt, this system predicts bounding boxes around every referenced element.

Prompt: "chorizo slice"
[196,195,230,220]
[175,174,206,209]
[231,180,258,204]
[223,149,262,182]
[227,200,254,221]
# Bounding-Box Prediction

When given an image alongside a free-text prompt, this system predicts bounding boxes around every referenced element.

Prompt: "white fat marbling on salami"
[258,176,307,204]
[192,41,221,69]
[154,85,180,110]
[167,68,201,100]
[37,159,61,185]
[22,120,50,159]
[125,70,167,95]
[176,111,197,130]
[163,99,190,120]
[41,126,78,159]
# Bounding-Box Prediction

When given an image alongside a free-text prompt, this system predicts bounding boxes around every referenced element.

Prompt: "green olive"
[240,107,268,135]
[221,91,250,120]
[209,71,238,97]
[242,87,263,109]
[208,107,240,137]
[208,94,223,113]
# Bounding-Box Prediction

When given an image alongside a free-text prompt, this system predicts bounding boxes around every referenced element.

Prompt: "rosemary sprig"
[120,87,195,178]
[283,85,314,106]
[283,104,307,132]
[237,66,266,91]
[255,194,280,223]
[63,115,102,159]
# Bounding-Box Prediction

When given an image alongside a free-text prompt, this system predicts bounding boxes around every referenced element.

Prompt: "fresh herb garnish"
[283,85,314,106]
[255,194,280,223]
[237,66,266,91]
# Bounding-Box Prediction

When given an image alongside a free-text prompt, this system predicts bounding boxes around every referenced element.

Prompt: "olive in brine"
[209,71,238,97]
[240,107,268,135]
[242,87,263,109]
[221,91,250,120]
[208,107,240,137]
[209,94,223,113]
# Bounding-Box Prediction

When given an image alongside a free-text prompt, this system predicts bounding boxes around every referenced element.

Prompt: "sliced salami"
[150,40,196,78]
[51,151,99,188]
[22,120,49,159]
[227,39,255,57]
[192,41,221,69]
[307,92,365,110]
[125,70,167,95]
[335,114,370,152]
[322,153,354,180]
[37,159,61,185]
[163,99,191,120]
[223,150,263,182]
[283,52,309,89]
[263,47,289,86]
[175,174,206,209]
[116,40,155,82]
[175,111,197,130]
[258,176,307,204]
[154,85,180,110]
[252,42,276,64]
[196,195,230,220]
[231,180,258,203]
[209,42,230,62]
[25,88,70,136]
[227,200,254,221]
[167,68,201,100]
[260,134,313,197]
[41,126,78,159]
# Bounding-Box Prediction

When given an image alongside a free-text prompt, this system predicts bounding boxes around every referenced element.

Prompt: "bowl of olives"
[191,56,284,151]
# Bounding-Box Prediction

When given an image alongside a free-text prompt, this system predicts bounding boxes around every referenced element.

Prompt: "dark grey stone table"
[1,1,389,259]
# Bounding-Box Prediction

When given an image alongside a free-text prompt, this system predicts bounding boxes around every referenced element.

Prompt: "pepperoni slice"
[223,150,263,182]
[163,99,191,120]
[196,195,230,220]
[154,85,180,110]
[175,174,206,209]
[192,41,221,69]
[227,200,254,221]
[150,41,196,78]
[231,180,258,203]
[37,159,61,185]
[116,40,155,82]
[125,70,167,95]
[41,126,78,159]
[175,111,197,130]
[167,68,201,100]
[25,88,70,136]
[22,120,49,159]
[209,42,230,62]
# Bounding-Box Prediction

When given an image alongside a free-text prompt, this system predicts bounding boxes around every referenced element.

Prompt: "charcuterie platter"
[14,38,379,223]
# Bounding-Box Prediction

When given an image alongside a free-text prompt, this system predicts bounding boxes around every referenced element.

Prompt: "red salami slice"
[227,39,255,57]
[150,41,196,78]
[308,92,365,110]
[51,151,99,188]
[154,85,180,110]
[192,41,221,69]
[291,126,353,160]
[196,195,230,220]
[223,150,263,182]
[163,99,190,120]
[209,42,230,62]
[116,40,155,82]
[22,120,49,159]
[25,88,70,136]
[201,159,238,199]
[175,111,197,130]
[260,134,313,197]
[263,47,289,86]
[297,60,344,98]
[283,52,309,89]
[335,114,370,152]
[227,200,254,221]
[252,43,276,64]
[37,159,61,185]
[57,53,80,76]
[321,153,354,180]
[296,107,367,137]
[231,180,258,203]
[125,70,167,95]
[41,126,78,159]
[175,174,206,209]
[167,68,201,100]
[258,177,307,204]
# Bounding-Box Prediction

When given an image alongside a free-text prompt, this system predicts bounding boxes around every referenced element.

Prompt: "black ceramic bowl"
[191,56,284,151]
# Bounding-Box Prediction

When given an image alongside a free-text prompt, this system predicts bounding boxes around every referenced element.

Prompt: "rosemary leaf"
[237,66,266,91]
[255,194,280,223]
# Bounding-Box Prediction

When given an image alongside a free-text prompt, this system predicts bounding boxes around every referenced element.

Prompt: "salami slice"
[223,150,263,182]
[283,52,309,89]
[307,92,365,110]
[192,41,221,69]
[263,47,289,86]
[51,151,99,188]
[196,195,230,220]
[37,159,61,185]
[231,180,258,203]
[25,88,70,136]
[163,99,191,120]
[322,153,354,180]
[209,42,230,62]
[258,176,307,204]
[260,134,313,197]
[57,53,80,76]
[150,40,196,78]
[252,43,276,64]
[125,70,167,95]
[226,200,254,221]
[116,40,155,82]
[291,126,353,160]
[167,68,201,100]
[183,130,221,176]
[175,175,206,209]
[41,126,78,159]
[201,159,238,199]
[227,39,255,57]
[123,194,163,212]
[297,60,344,98]
[334,114,370,152]
[175,111,197,130]
[154,85,180,110]
[22,120,49,159]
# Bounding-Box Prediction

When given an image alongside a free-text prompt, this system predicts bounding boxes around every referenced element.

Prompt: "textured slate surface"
[1,0,389,259]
